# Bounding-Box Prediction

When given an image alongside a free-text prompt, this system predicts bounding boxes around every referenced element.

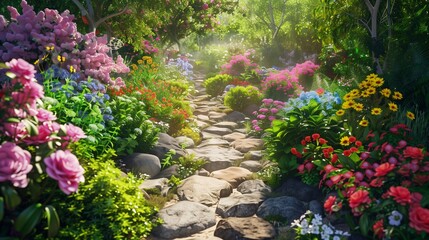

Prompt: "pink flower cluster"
[142,39,159,55]
[221,53,258,76]
[0,1,129,88]
[261,69,303,99]
[251,98,285,132]
[290,60,319,77]
[0,58,85,194]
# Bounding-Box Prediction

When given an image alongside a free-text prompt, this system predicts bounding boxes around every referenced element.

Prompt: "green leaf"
[5,118,20,123]
[65,109,76,117]
[337,154,356,169]
[1,186,21,210]
[45,205,60,237]
[22,119,38,136]
[359,213,369,236]
[14,203,43,236]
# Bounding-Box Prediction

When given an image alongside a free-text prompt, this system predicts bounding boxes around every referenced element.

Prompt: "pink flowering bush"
[251,98,285,134]
[261,69,303,101]
[290,60,320,91]
[0,58,85,237]
[0,0,129,88]
[220,52,259,76]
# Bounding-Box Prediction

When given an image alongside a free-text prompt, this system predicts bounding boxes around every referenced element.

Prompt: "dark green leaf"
[14,203,43,236]
[1,186,21,210]
[45,205,60,237]
[359,213,369,236]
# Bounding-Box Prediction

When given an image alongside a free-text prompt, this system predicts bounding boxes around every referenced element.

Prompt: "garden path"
[147,74,324,240]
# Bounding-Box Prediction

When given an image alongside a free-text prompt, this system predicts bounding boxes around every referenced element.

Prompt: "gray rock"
[204,126,233,136]
[213,121,239,130]
[153,201,216,239]
[175,136,195,149]
[256,196,307,224]
[123,153,161,178]
[153,164,179,179]
[222,111,246,122]
[187,146,243,172]
[276,177,323,202]
[309,200,324,216]
[201,131,222,140]
[195,119,210,129]
[244,150,263,160]
[216,192,265,218]
[210,167,253,188]
[177,175,233,206]
[222,132,247,142]
[239,160,263,172]
[199,138,230,148]
[139,178,169,196]
[149,133,187,161]
[197,168,210,176]
[214,217,276,240]
[231,138,264,153]
[209,111,227,121]
[237,180,272,195]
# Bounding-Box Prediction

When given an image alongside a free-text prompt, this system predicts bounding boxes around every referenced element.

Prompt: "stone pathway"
[145,75,325,240]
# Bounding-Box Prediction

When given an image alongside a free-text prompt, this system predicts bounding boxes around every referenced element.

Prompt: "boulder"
[237,180,272,195]
[216,192,265,218]
[149,133,187,161]
[187,146,243,172]
[210,167,253,188]
[204,126,233,136]
[177,175,233,206]
[244,150,263,160]
[231,138,264,153]
[214,217,276,240]
[239,160,263,172]
[153,164,179,179]
[175,136,195,149]
[256,196,307,225]
[122,153,161,178]
[152,201,216,239]
[276,177,323,202]
[139,178,169,196]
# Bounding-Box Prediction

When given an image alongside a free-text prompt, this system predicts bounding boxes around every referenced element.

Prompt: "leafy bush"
[203,74,233,97]
[108,95,160,156]
[172,154,207,179]
[220,50,259,77]
[224,85,262,113]
[264,100,344,176]
[173,126,202,146]
[51,152,161,239]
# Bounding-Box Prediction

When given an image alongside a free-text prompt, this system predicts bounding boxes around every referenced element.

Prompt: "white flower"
[388,210,403,226]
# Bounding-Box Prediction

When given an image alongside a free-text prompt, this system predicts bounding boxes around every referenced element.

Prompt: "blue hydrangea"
[284,90,342,115]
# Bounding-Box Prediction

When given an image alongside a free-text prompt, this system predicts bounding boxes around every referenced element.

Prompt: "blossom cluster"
[167,55,194,80]
[283,89,341,115]
[251,98,285,132]
[0,1,129,88]
[290,60,320,77]
[291,210,350,240]
[0,58,85,194]
[220,53,258,76]
[261,69,302,101]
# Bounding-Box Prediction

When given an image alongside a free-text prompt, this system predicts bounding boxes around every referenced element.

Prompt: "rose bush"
[0,59,86,238]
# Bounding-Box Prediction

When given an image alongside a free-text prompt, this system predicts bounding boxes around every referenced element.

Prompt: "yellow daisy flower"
[340,136,351,146]
[358,81,367,89]
[407,111,415,120]
[353,103,364,112]
[364,81,372,88]
[392,91,403,100]
[146,58,153,65]
[336,109,345,116]
[361,91,370,98]
[342,100,355,109]
[372,77,384,87]
[343,93,353,101]
[366,73,378,80]
[131,64,138,70]
[350,89,360,97]
[380,88,391,98]
[371,108,382,115]
[137,59,143,65]
[388,102,398,112]
[359,119,369,127]
[366,87,376,95]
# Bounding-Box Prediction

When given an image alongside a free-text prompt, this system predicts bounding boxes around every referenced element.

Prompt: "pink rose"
[6,58,36,83]
[0,142,33,188]
[24,122,56,145]
[62,124,86,144]
[37,109,57,122]
[403,146,424,161]
[44,150,85,195]
[3,122,28,141]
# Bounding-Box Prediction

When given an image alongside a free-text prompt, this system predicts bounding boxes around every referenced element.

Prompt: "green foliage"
[224,85,263,113]
[256,164,282,189]
[42,77,116,158]
[264,100,344,176]
[109,95,160,156]
[172,154,207,179]
[173,126,202,146]
[52,152,160,239]
[204,74,233,97]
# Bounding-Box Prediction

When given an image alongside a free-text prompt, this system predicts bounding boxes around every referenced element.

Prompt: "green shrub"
[109,95,160,156]
[172,154,207,179]
[264,100,344,176]
[50,151,161,239]
[173,127,202,146]
[203,74,233,97]
[224,86,262,113]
